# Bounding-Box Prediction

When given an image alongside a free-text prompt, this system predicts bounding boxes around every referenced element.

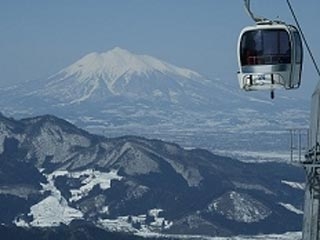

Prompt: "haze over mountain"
[0,47,309,156]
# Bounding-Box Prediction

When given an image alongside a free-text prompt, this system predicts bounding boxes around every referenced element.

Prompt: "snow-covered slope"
[33,47,212,105]
[57,47,203,87]
[208,191,271,223]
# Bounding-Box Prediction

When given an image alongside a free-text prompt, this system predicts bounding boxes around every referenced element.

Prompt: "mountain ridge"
[0,113,305,236]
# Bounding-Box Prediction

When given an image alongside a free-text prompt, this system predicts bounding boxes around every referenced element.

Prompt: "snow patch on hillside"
[29,171,83,227]
[25,169,122,227]
[67,169,122,202]
[98,208,172,234]
[209,191,271,223]
[30,196,83,227]
[279,203,303,215]
[281,180,305,190]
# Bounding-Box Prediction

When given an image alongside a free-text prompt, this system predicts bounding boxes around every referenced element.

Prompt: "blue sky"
[0,0,319,97]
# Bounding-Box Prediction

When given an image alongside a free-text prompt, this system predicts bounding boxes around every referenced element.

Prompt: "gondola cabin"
[237,22,303,92]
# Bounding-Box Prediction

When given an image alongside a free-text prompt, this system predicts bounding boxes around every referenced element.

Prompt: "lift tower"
[302,84,320,240]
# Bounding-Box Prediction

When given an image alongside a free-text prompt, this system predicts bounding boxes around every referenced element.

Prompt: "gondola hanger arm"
[244,0,270,23]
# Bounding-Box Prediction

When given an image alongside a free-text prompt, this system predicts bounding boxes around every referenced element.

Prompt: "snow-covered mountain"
[0,113,305,237]
[19,47,213,106]
[0,47,309,156]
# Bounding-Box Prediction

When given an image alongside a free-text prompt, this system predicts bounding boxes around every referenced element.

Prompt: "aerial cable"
[286,0,320,78]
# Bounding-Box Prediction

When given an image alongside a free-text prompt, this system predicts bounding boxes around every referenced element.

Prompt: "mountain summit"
[59,47,203,83]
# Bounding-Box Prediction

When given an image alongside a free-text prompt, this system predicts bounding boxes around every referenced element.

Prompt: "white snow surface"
[279,202,304,215]
[281,180,305,190]
[30,196,83,227]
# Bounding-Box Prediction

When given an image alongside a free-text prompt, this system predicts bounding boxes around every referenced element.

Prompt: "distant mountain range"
[0,47,309,156]
[0,113,305,237]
